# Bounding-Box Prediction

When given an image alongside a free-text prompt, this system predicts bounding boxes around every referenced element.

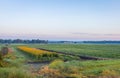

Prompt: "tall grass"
[47,60,120,77]
[0,67,35,78]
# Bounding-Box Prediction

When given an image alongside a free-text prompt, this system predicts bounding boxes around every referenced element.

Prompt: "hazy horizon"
[0,0,120,41]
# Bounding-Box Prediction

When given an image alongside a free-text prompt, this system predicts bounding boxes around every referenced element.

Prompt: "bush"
[0,53,8,67]
[0,53,3,61]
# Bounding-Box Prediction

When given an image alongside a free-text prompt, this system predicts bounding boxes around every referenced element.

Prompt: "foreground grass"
[38,59,120,78]
[0,45,36,78]
[0,67,34,78]
[28,44,120,59]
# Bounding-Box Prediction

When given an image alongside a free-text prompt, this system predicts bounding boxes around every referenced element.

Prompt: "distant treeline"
[0,39,120,44]
[0,39,48,44]
[48,41,120,44]
[83,41,120,44]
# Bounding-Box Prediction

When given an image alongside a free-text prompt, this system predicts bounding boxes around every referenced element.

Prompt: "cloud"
[72,32,120,36]
[103,34,120,36]
[72,33,98,35]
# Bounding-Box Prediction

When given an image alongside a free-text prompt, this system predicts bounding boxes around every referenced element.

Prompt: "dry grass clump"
[38,66,63,78]
[97,76,120,78]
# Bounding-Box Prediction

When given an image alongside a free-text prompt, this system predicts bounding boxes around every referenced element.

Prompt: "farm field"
[0,44,120,78]
[1,0,120,78]
[27,44,120,59]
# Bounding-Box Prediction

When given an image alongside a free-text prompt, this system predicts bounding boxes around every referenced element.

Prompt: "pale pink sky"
[0,0,120,40]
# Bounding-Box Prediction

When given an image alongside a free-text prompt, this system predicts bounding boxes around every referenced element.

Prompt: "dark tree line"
[0,39,120,44]
[83,41,120,44]
[0,39,48,44]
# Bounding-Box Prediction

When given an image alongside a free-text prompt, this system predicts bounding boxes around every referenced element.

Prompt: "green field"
[28,44,120,59]
[0,44,120,78]
[48,59,120,77]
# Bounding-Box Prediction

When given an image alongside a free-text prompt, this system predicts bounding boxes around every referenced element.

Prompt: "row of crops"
[17,46,80,62]
[17,46,59,61]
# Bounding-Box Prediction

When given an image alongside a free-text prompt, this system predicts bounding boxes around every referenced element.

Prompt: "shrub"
[0,53,8,67]
[0,53,3,61]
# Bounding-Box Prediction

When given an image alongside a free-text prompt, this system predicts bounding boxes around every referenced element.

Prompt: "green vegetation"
[28,44,120,59]
[0,44,120,78]
[16,46,80,62]
[38,59,120,78]
[0,45,35,78]
[0,68,34,78]
[27,44,120,77]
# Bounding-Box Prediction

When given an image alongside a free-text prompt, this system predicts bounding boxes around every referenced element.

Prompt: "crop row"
[17,46,58,59]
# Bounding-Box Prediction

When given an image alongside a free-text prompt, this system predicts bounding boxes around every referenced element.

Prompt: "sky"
[0,0,120,41]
